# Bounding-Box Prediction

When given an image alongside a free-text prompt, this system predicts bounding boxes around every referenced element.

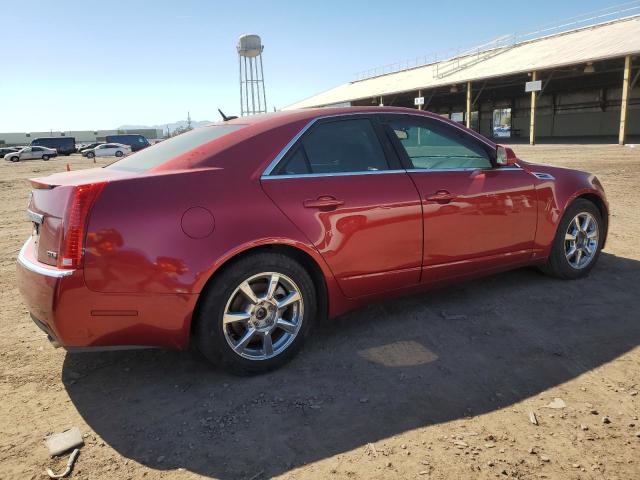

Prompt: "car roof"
[206,106,494,149]
[213,106,435,129]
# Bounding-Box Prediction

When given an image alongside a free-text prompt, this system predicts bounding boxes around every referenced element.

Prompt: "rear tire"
[115,150,123,157]
[195,252,317,375]
[86,152,95,159]
[541,198,603,279]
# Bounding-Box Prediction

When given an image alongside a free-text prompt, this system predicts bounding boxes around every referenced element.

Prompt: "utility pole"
[466,82,472,129]
[619,55,631,145]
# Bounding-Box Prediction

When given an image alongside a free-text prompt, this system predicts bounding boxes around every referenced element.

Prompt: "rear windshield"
[107,125,244,172]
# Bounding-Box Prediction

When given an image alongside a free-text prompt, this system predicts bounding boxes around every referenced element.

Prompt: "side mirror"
[496,145,517,166]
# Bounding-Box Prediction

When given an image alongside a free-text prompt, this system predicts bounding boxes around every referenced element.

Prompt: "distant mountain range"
[117,120,213,134]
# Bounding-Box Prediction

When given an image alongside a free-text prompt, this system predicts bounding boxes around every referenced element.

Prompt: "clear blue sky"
[0,0,618,131]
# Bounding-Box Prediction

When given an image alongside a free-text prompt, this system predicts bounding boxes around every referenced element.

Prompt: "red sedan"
[16,107,608,374]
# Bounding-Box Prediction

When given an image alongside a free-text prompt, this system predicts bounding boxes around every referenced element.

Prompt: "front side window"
[275,118,389,175]
[388,118,492,170]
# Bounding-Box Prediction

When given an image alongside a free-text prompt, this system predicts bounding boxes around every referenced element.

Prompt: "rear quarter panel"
[85,169,313,290]
[82,143,347,314]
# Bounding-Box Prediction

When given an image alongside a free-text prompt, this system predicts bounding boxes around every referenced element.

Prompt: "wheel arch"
[569,191,609,249]
[189,242,330,340]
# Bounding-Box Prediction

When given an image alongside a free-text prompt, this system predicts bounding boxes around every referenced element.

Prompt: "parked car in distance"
[105,134,150,152]
[5,146,57,162]
[0,147,21,157]
[77,142,104,153]
[82,143,131,158]
[31,137,76,156]
[16,107,609,375]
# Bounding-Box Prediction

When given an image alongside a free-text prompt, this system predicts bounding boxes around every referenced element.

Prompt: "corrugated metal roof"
[284,16,640,110]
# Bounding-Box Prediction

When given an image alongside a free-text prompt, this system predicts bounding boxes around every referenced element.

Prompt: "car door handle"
[303,196,344,210]
[426,190,456,204]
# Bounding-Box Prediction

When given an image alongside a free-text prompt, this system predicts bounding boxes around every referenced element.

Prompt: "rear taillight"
[58,182,106,269]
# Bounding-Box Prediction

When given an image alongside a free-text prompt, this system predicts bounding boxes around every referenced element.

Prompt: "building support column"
[529,71,537,145]
[466,82,472,128]
[619,55,631,145]
[417,89,423,110]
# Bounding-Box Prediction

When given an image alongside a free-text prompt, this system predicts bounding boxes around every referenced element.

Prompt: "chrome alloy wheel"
[222,272,304,360]
[564,212,599,269]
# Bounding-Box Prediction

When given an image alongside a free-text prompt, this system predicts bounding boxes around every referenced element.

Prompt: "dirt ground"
[1,144,639,480]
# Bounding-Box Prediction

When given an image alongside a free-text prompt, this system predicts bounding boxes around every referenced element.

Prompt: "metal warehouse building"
[286,15,640,145]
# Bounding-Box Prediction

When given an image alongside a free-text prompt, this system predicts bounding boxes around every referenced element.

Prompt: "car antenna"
[218,109,238,122]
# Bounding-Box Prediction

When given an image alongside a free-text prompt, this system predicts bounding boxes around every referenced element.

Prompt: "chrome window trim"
[261,111,500,179]
[406,165,523,173]
[261,169,407,180]
[17,239,74,278]
[261,118,318,176]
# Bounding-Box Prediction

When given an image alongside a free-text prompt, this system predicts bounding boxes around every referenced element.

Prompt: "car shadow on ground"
[62,252,640,479]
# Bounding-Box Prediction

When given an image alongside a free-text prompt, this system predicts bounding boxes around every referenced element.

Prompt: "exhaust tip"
[47,335,61,348]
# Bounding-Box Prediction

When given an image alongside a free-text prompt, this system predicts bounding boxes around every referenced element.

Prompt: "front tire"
[115,150,123,157]
[10,156,19,162]
[195,252,317,375]
[542,199,603,279]
[42,155,50,161]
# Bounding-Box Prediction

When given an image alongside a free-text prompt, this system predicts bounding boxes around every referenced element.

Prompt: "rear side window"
[388,118,492,170]
[275,118,389,175]
[107,125,245,172]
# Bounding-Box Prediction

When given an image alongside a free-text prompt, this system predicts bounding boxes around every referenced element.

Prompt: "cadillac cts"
[17,107,608,374]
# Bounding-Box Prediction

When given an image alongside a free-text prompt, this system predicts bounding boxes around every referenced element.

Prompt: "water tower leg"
[244,57,250,115]
[238,56,244,116]
[260,54,267,112]
[255,57,262,113]
[248,57,256,114]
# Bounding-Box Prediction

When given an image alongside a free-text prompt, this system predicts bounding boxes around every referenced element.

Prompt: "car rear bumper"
[30,313,62,348]
[16,238,197,350]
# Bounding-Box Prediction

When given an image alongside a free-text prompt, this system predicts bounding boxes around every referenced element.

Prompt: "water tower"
[237,34,267,116]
